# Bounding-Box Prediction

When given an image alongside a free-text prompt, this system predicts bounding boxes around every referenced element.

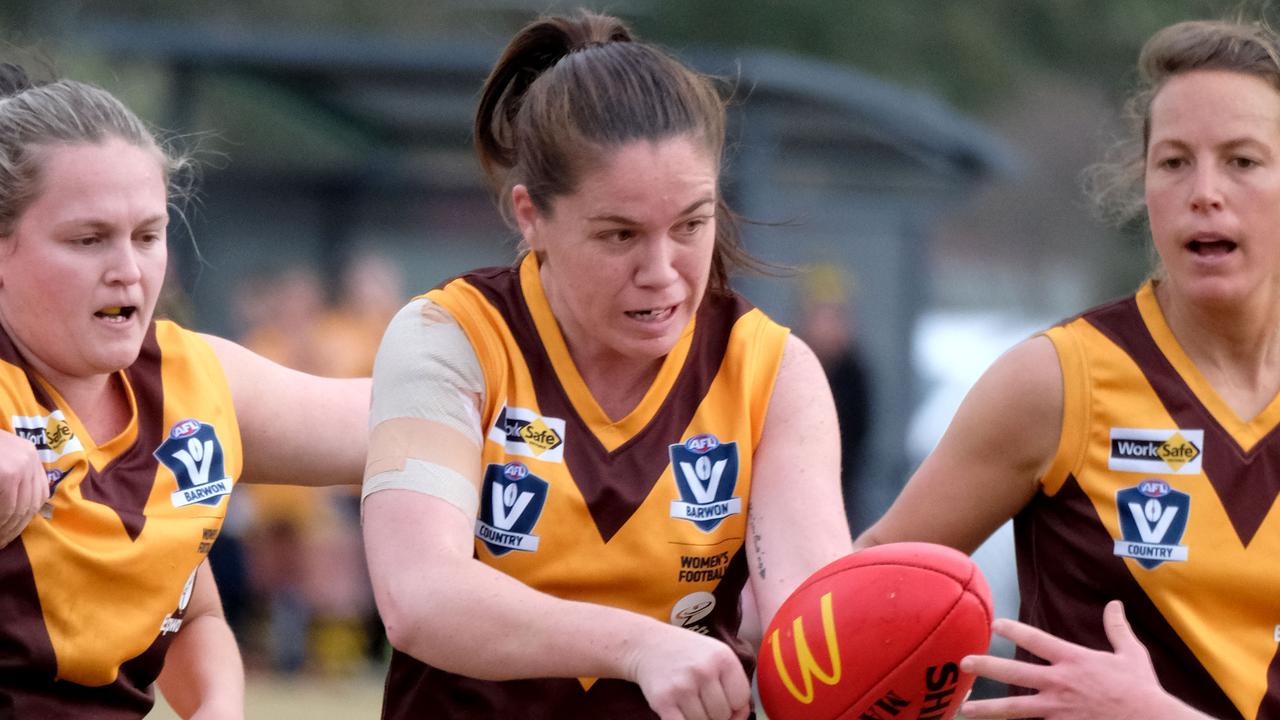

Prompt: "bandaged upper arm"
[363,298,486,517]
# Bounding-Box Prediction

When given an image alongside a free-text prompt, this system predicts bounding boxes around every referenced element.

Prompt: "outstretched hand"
[958,601,1209,719]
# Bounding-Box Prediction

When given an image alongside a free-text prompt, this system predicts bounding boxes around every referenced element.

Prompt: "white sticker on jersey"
[155,419,234,508]
[476,462,548,556]
[670,591,716,635]
[12,411,83,463]
[669,434,742,532]
[1108,428,1203,475]
[1113,479,1190,570]
[487,405,566,462]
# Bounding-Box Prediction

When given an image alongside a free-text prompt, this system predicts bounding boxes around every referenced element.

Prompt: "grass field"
[147,671,386,719]
[145,670,974,718]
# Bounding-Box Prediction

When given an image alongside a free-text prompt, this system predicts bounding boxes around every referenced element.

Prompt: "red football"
[757,542,993,720]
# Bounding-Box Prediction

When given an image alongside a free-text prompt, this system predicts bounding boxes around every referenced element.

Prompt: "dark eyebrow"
[586,197,715,225]
[53,214,169,232]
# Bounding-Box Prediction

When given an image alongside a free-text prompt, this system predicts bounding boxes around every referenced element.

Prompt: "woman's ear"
[0,235,11,288]
[511,184,541,252]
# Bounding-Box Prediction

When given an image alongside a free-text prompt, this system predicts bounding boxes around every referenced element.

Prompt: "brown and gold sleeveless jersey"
[0,321,241,719]
[381,255,789,719]
[1021,281,1280,719]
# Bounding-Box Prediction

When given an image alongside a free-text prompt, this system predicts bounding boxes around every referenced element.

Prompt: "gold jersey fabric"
[1019,281,1280,719]
[382,255,789,719]
[0,321,241,719]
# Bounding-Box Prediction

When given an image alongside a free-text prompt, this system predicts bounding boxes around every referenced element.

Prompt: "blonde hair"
[0,63,193,236]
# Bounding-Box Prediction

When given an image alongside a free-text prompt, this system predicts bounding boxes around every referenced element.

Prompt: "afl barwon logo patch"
[1109,428,1203,474]
[155,419,233,508]
[1114,479,1190,569]
[12,411,83,463]
[487,405,566,462]
[476,462,548,557]
[669,434,742,533]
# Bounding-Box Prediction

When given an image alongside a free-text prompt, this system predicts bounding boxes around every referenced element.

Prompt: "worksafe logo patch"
[488,405,566,462]
[12,411,83,463]
[155,419,233,508]
[1114,479,1190,570]
[1108,428,1203,475]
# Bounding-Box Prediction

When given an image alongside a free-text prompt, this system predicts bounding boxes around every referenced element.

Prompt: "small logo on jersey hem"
[476,462,548,556]
[1109,428,1203,474]
[1114,479,1190,570]
[669,434,742,533]
[488,406,566,462]
[161,568,197,634]
[670,591,716,635]
[155,419,233,508]
[12,411,83,462]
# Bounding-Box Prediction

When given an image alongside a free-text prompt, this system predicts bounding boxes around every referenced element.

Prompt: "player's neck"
[1157,282,1280,420]
[579,358,662,423]
[48,371,132,446]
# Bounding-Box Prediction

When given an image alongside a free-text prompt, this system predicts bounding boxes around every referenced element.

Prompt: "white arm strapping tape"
[362,298,486,517]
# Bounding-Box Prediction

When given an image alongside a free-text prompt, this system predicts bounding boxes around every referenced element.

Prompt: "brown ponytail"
[474,10,756,294]
[474,12,632,191]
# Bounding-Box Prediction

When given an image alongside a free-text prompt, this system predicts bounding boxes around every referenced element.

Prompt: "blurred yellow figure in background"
[236,254,402,677]
[796,264,872,510]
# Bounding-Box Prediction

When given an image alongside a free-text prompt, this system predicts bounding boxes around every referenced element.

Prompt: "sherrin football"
[757,542,993,720]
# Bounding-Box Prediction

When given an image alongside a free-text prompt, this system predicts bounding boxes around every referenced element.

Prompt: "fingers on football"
[960,694,1044,719]
[990,617,1073,663]
[961,653,1049,690]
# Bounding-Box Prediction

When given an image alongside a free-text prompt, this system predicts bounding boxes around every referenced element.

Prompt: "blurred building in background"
[65,18,1012,539]
[11,2,1241,702]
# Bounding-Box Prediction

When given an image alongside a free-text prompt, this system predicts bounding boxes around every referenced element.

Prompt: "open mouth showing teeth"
[1187,239,1237,255]
[95,306,136,321]
[625,306,675,321]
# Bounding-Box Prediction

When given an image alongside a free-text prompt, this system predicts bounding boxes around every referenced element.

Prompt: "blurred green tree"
[0,0,1254,112]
